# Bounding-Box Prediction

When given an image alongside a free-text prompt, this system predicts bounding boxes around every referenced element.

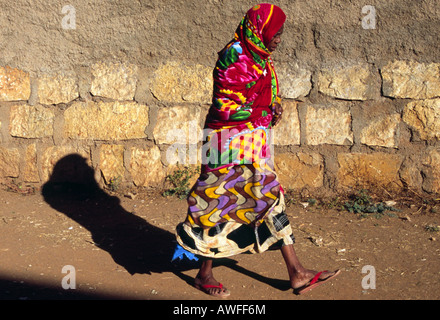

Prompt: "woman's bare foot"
[290,269,336,289]
[194,274,230,297]
[194,259,230,297]
[291,269,341,294]
[281,244,340,294]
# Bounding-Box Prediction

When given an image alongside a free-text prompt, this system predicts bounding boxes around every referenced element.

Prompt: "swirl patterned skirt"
[175,125,295,259]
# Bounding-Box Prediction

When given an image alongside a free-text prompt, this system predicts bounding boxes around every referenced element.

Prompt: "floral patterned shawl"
[202,4,286,172]
[207,3,286,128]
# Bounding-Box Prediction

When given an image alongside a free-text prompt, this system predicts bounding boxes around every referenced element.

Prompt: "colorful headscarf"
[207,3,286,129]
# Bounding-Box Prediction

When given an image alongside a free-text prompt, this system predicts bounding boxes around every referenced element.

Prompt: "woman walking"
[175,3,339,297]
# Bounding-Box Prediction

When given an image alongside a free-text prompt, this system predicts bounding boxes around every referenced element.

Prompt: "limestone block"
[403,98,440,140]
[277,63,312,99]
[305,105,353,145]
[337,153,403,191]
[273,100,300,146]
[130,146,165,187]
[400,159,423,191]
[381,60,440,99]
[99,144,125,184]
[41,146,91,183]
[0,147,20,178]
[150,61,212,104]
[274,152,324,190]
[38,73,79,105]
[0,66,31,101]
[153,105,201,144]
[90,61,138,100]
[421,148,440,194]
[64,101,149,140]
[9,104,55,138]
[317,63,374,100]
[360,113,401,148]
[23,144,39,182]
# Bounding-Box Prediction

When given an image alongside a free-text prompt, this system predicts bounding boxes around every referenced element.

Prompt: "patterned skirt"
[175,151,295,259]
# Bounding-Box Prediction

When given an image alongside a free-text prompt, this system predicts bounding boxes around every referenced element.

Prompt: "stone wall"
[1,0,440,197]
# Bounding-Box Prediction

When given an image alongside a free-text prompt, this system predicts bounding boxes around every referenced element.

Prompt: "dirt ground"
[1,182,439,302]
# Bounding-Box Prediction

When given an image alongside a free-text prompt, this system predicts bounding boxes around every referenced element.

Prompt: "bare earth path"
[1,185,439,302]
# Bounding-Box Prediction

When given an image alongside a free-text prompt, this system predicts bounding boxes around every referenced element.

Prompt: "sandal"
[195,282,231,298]
[294,269,341,295]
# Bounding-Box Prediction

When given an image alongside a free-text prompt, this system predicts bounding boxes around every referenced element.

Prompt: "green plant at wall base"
[3,179,35,195]
[344,189,399,219]
[163,166,200,199]
[107,176,121,192]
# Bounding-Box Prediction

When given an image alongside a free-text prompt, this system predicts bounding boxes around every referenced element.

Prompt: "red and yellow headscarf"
[236,3,287,59]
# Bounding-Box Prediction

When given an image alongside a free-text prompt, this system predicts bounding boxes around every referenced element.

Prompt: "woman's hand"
[272,102,283,127]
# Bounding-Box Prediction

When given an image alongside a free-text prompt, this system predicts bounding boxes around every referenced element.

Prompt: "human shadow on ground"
[41,154,193,276]
[41,154,289,291]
